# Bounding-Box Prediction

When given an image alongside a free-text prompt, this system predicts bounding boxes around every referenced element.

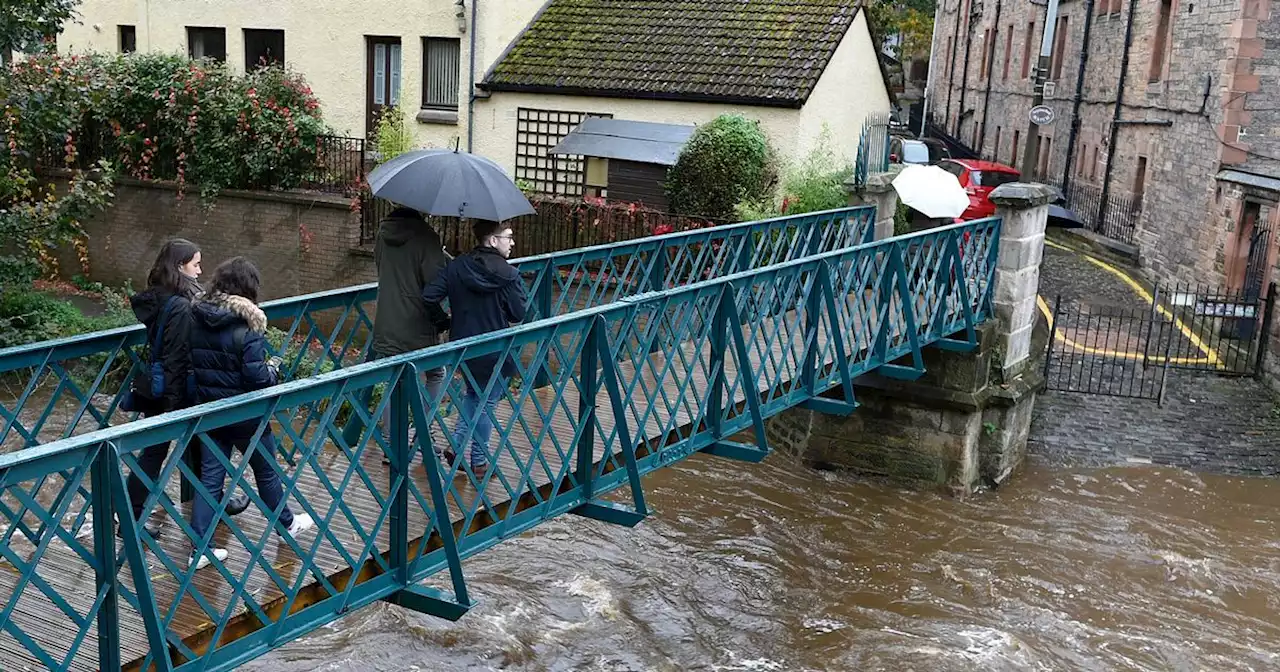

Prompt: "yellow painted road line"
[1036,296,1214,365]
[1043,238,1223,367]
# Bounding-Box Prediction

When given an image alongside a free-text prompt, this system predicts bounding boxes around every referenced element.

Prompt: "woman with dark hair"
[187,256,313,569]
[126,239,247,538]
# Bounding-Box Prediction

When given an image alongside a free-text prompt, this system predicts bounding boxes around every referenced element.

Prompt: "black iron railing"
[359,195,724,255]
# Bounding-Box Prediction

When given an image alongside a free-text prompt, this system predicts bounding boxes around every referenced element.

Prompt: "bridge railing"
[0,217,999,672]
[0,207,875,453]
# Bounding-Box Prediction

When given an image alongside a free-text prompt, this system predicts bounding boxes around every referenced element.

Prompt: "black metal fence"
[359,196,723,255]
[1058,181,1142,246]
[1153,282,1277,375]
[1044,298,1172,403]
[1044,282,1277,403]
[303,135,366,193]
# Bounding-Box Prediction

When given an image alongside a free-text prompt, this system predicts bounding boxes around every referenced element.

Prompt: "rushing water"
[244,453,1280,671]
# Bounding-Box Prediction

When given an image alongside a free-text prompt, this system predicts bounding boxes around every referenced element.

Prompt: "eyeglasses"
[495,234,515,241]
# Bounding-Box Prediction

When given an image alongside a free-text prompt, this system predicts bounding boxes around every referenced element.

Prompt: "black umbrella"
[1047,204,1085,229]
[366,148,536,222]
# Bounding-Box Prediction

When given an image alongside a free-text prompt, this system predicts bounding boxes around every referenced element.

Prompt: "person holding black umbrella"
[341,205,452,464]
[422,220,527,478]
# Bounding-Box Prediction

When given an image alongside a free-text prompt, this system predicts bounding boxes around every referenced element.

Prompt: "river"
[244,452,1280,671]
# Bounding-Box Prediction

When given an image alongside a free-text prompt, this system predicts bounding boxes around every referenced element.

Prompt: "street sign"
[1029,105,1055,126]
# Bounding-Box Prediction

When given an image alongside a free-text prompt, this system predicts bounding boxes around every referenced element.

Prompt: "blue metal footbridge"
[0,206,1000,671]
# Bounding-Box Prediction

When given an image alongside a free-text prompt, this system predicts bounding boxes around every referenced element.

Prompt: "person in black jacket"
[187,257,314,570]
[126,239,247,539]
[341,206,451,462]
[422,220,527,477]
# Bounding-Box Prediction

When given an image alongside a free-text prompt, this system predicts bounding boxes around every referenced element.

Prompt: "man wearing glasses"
[422,221,526,478]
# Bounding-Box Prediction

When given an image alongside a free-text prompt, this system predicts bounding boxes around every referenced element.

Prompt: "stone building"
[927,0,1280,381]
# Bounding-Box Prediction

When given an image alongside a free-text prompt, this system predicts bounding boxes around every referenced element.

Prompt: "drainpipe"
[944,0,960,132]
[465,0,479,152]
[977,0,1001,155]
[1097,0,1137,228]
[919,0,943,138]
[956,0,977,139]
[1061,0,1096,194]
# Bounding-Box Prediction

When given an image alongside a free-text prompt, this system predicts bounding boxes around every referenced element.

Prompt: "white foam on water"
[710,649,787,671]
[802,617,847,634]
[559,574,620,620]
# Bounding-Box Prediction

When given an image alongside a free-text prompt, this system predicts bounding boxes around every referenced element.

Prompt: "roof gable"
[482,0,863,108]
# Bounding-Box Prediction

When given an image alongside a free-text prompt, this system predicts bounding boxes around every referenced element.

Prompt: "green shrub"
[732,128,852,221]
[666,114,776,220]
[373,105,413,164]
[0,289,134,348]
[3,52,333,202]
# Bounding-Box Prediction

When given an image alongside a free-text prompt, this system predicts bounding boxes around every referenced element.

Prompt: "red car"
[938,159,1021,221]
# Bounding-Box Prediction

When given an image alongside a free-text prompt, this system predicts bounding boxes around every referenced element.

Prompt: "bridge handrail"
[0,217,1000,672]
[0,217,997,468]
[0,205,872,370]
[0,206,874,451]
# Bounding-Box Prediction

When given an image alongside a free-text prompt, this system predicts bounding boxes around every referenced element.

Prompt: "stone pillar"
[988,182,1054,380]
[845,165,903,240]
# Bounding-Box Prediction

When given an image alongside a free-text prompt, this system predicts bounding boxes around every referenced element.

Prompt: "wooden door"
[366,37,402,139]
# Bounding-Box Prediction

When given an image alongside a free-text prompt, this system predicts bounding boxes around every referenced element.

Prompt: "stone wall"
[58,177,374,301]
[928,0,1263,290]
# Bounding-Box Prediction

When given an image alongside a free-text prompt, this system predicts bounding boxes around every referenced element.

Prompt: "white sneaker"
[188,547,229,570]
[284,513,315,537]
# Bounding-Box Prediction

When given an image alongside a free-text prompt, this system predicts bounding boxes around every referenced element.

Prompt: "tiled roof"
[481,0,864,108]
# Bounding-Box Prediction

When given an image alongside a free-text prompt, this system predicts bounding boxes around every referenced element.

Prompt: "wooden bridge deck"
[0,308,869,672]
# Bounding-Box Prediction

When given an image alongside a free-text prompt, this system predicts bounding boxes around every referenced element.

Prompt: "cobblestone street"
[1029,233,1280,476]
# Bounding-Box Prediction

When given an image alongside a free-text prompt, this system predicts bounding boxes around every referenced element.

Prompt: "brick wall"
[60,177,374,301]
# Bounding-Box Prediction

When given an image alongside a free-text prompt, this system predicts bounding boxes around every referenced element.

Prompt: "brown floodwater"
[238,453,1280,672]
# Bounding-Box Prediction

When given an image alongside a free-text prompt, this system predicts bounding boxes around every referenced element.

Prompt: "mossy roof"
[481,0,864,108]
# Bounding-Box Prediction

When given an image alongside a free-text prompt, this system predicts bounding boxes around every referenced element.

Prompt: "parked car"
[937,159,1021,220]
[889,136,950,165]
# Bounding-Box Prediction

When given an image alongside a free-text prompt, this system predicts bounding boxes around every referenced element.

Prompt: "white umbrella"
[891,164,971,220]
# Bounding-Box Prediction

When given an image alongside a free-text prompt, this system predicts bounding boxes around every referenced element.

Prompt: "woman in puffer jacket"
[186,257,314,570]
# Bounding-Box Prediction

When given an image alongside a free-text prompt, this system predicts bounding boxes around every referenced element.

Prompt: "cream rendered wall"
[796,10,893,163]
[471,92,802,178]
[57,0,546,149]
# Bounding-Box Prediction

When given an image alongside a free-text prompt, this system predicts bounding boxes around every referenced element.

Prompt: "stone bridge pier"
[767,180,1054,495]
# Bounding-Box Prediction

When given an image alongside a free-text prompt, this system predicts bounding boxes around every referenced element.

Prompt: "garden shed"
[549,118,695,211]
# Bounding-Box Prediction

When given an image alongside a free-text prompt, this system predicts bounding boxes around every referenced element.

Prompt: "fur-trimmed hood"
[192,291,268,334]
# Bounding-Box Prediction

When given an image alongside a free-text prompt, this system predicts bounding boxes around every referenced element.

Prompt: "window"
[940,160,965,178]
[994,127,1002,163]
[974,169,1020,188]
[1097,0,1109,15]
[1090,145,1099,181]
[422,37,461,110]
[1037,136,1053,178]
[244,29,284,70]
[118,25,136,53]
[514,108,613,196]
[1133,156,1148,205]
[1002,26,1013,81]
[981,28,992,78]
[1021,21,1036,79]
[1012,130,1021,165]
[901,141,930,164]
[1050,16,1069,81]
[1149,0,1173,82]
[187,27,226,62]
